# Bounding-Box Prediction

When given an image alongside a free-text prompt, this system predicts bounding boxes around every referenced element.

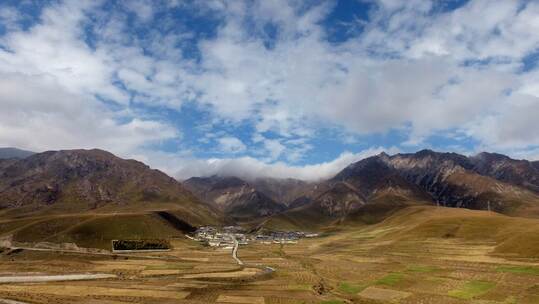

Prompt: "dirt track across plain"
[0,273,116,283]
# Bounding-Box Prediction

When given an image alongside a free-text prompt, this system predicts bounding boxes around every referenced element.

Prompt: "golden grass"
[358,286,412,301]
[0,284,190,299]
[3,205,539,304]
[140,269,183,276]
[217,295,265,304]
[181,267,261,279]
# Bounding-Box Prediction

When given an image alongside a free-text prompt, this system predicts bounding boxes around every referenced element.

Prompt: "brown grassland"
[0,205,539,303]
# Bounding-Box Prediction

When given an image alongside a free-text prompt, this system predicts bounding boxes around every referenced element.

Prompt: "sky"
[0,0,539,181]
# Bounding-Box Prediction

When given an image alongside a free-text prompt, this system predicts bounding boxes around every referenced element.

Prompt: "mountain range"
[1,147,539,232]
[184,149,539,229]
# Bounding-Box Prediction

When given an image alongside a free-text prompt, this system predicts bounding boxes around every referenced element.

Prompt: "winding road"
[230,236,243,265]
[230,236,276,275]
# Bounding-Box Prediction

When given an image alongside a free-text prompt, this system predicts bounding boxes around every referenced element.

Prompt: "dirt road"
[0,273,116,284]
[0,298,29,304]
[231,236,243,265]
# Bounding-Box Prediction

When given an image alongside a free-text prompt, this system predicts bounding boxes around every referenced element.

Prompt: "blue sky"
[0,0,539,180]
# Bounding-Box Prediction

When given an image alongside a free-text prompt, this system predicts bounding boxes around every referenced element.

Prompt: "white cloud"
[0,71,177,155]
[217,136,247,154]
[0,1,129,104]
[0,2,178,156]
[175,146,400,181]
[183,0,538,152]
[0,6,21,31]
[1,0,539,180]
[262,138,285,160]
[465,94,539,150]
[123,0,154,22]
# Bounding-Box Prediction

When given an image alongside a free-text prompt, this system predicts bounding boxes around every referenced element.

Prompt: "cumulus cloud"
[1,0,539,179]
[217,136,247,154]
[0,2,177,156]
[181,0,539,154]
[466,94,539,150]
[0,71,177,155]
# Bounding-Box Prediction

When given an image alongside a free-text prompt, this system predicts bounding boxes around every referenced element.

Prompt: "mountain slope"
[249,177,315,207]
[264,150,539,230]
[379,150,539,217]
[0,147,35,159]
[470,152,539,193]
[263,156,433,230]
[183,176,286,219]
[0,149,218,225]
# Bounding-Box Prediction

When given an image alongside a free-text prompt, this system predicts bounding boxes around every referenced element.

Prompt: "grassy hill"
[1,211,205,250]
[0,149,221,249]
[309,205,539,259]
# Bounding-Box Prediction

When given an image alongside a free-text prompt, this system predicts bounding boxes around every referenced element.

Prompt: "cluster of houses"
[188,225,319,248]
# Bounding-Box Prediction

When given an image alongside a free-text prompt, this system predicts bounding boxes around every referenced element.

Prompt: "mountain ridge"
[0,148,219,225]
[2,147,539,229]
[183,175,287,219]
[0,147,35,159]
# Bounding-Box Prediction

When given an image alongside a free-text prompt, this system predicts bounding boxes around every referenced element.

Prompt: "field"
[1,206,539,303]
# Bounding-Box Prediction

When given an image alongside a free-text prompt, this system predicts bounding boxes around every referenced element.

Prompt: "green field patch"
[375,273,404,286]
[338,282,367,294]
[406,265,438,273]
[496,265,539,276]
[448,280,495,299]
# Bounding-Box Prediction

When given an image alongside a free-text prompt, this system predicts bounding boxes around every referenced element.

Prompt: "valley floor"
[0,206,539,303]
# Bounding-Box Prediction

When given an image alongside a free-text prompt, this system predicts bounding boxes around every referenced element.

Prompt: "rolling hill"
[0,149,220,249]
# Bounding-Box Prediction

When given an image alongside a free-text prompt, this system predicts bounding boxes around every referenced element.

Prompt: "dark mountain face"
[377,150,539,215]
[0,149,217,224]
[332,156,423,197]
[249,177,316,207]
[377,150,475,207]
[177,149,539,227]
[270,150,539,226]
[0,147,35,159]
[470,152,539,193]
[312,182,365,217]
[306,156,432,218]
[183,176,286,219]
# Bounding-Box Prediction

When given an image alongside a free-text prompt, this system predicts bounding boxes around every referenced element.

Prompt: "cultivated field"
[1,206,539,303]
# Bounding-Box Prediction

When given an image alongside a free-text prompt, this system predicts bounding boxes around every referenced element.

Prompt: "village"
[187,226,319,249]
